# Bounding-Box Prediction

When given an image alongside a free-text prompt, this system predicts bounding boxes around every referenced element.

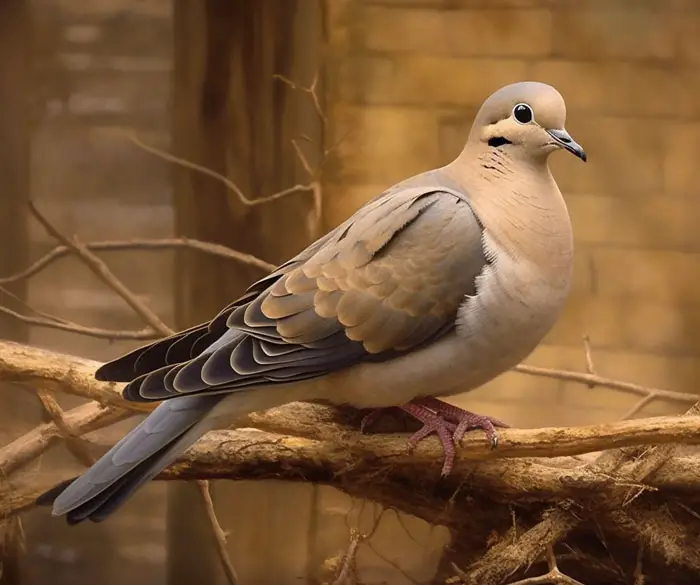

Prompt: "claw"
[403,398,509,476]
[359,398,509,477]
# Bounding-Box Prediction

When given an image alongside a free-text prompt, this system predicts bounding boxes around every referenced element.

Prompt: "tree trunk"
[170,1,323,583]
[0,1,31,583]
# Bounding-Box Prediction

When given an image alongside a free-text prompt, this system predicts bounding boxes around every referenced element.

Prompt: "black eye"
[513,103,533,124]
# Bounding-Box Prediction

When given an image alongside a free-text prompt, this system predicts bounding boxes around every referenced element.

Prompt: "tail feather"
[45,395,222,524]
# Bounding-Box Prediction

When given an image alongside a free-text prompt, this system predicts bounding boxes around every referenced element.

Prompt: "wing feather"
[97,186,487,403]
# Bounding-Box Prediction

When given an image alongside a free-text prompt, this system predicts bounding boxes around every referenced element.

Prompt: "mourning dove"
[41,81,586,524]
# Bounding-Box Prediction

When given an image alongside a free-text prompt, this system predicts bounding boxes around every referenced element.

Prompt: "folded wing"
[96,187,488,403]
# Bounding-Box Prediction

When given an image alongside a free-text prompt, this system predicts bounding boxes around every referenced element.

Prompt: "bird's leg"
[412,396,510,447]
[401,398,510,476]
[359,398,509,477]
[398,402,459,476]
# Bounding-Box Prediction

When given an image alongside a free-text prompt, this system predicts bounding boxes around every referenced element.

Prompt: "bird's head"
[468,81,587,163]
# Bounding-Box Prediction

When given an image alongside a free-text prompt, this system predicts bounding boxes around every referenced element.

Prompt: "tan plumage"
[43,81,587,524]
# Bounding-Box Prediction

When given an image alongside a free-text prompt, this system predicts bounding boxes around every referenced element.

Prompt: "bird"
[39,81,586,525]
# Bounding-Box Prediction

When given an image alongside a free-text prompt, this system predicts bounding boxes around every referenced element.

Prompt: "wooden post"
[0,1,30,583]
[170,1,323,583]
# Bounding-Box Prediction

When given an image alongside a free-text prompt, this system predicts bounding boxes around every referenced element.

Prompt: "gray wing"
[97,186,488,402]
[48,395,221,522]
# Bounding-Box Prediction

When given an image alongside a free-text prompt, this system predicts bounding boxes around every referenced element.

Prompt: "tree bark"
[0,1,31,583]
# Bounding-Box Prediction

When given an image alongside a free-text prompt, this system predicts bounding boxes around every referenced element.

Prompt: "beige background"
[3,1,699,584]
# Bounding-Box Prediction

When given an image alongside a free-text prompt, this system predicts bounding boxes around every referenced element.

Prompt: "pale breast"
[450,225,574,393]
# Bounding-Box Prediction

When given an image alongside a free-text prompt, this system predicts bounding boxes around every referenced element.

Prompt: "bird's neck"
[443,144,573,270]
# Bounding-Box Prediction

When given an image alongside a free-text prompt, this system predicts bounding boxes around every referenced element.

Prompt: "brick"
[546,296,700,355]
[550,8,675,61]
[531,60,680,117]
[369,0,546,6]
[663,122,700,195]
[564,244,592,297]
[621,301,700,355]
[323,182,387,228]
[330,104,441,185]
[556,382,639,420]
[39,69,171,125]
[549,116,664,195]
[325,0,355,49]
[358,56,528,108]
[32,126,171,205]
[553,0,680,8]
[338,56,529,107]
[678,12,700,63]
[362,6,552,57]
[28,199,173,242]
[566,194,694,249]
[439,111,477,161]
[545,296,626,349]
[335,55,394,104]
[40,0,171,19]
[464,368,561,404]
[591,248,700,303]
[586,349,700,392]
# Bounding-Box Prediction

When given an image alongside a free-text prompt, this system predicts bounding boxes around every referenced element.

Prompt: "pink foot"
[413,397,509,449]
[360,398,509,477]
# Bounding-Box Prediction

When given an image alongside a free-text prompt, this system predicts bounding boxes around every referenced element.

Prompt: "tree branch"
[130,134,314,208]
[0,238,275,286]
[28,201,174,336]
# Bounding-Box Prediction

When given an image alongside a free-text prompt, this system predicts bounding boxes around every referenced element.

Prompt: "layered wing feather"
[96,186,487,402]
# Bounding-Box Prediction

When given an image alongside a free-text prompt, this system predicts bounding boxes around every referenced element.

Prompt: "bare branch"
[3,341,700,464]
[0,237,275,286]
[332,528,362,585]
[621,395,657,421]
[514,364,698,406]
[0,401,129,478]
[504,547,585,585]
[274,73,326,124]
[29,201,174,337]
[129,134,314,207]
[0,283,160,341]
[197,480,238,585]
[0,303,159,341]
[34,390,96,468]
[0,340,152,413]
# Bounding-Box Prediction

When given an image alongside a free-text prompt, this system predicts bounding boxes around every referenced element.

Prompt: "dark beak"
[546,128,587,162]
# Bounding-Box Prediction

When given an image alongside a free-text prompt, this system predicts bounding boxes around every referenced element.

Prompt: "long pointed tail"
[38,394,223,524]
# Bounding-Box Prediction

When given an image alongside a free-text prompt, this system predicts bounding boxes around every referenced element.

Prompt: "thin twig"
[621,395,657,421]
[0,401,129,478]
[505,547,586,585]
[0,304,159,341]
[332,528,362,585]
[0,283,159,340]
[34,390,96,468]
[582,335,596,387]
[0,237,275,286]
[274,73,326,123]
[28,201,174,337]
[514,364,698,406]
[197,480,238,585]
[129,134,314,207]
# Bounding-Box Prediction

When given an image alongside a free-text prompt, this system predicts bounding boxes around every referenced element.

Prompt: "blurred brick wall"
[23,1,172,584]
[324,0,700,428]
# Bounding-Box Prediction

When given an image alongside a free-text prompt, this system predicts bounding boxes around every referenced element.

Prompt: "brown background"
[1,0,698,584]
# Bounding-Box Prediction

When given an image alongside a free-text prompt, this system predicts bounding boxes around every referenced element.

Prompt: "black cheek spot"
[488,136,512,148]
